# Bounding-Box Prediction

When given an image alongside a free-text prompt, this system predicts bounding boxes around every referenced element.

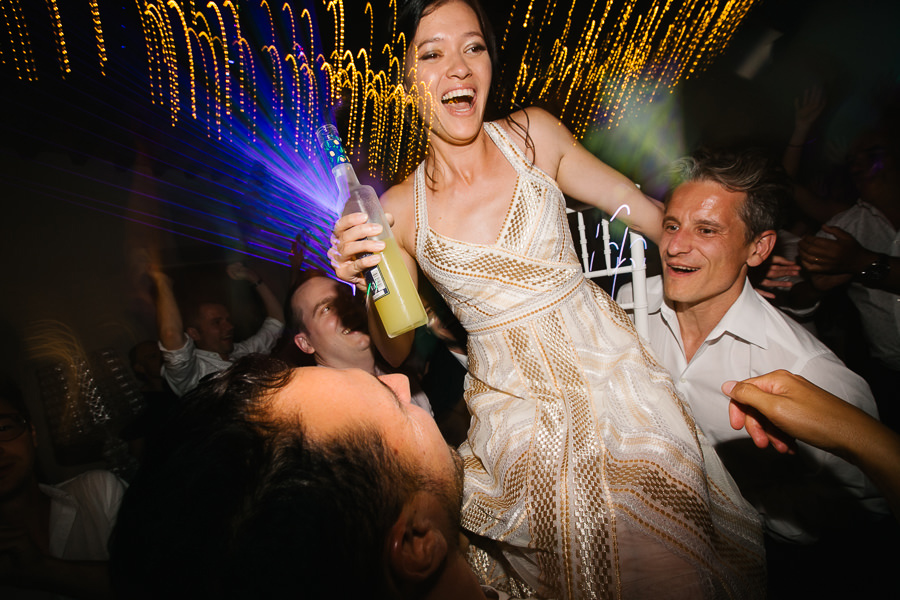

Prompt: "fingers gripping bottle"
[317,125,428,338]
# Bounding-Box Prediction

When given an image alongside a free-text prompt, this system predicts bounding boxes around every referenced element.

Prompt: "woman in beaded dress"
[330,1,765,598]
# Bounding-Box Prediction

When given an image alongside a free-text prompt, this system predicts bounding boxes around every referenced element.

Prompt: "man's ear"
[294,333,315,355]
[747,230,777,267]
[186,327,201,342]
[387,493,449,585]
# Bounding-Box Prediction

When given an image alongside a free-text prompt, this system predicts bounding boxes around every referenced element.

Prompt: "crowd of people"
[2,0,898,598]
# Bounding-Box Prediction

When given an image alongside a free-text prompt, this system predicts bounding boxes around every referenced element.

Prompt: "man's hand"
[227,261,261,284]
[756,255,801,299]
[793,86,826,134]
[798,226,875,274]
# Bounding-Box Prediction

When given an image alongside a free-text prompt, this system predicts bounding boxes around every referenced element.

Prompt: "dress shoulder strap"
[413,160,428,259]
[484,120,555,185]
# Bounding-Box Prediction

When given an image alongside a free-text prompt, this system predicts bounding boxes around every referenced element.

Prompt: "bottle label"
[366,264,390,301]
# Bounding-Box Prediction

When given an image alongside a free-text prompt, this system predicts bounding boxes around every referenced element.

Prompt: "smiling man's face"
[291,277,371,369]
[660,180,760,314]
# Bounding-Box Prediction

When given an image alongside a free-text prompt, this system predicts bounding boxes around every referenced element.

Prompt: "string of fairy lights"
[1,0,758,183]
[1,1,758,443]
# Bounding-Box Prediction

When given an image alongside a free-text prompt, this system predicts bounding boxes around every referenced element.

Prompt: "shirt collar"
[658,277,769,350]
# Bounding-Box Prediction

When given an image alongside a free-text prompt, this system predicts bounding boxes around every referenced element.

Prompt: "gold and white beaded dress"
[413,122,765,599]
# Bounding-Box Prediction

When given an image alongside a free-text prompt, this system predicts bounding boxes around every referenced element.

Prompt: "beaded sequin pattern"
[414,122,765,599]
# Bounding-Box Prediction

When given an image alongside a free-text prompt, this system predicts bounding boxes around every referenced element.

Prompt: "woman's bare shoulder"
[497,107,572,173]
[499,106,568,138]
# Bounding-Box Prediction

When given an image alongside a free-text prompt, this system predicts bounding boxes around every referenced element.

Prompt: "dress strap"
[413,161,428,261]
[483,121,557,187]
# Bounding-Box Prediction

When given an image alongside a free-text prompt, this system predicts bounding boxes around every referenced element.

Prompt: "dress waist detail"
[466,269,585,336]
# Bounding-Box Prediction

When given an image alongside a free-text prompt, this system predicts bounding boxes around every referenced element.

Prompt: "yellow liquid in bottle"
[370,237,428,338]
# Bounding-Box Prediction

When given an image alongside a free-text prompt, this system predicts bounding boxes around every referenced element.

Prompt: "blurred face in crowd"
[292,277,372,370]
[271,367,463,500]
[848,130,898,203]
[0,398,37,503]
[188,303,235,358]
[661,180,772,314]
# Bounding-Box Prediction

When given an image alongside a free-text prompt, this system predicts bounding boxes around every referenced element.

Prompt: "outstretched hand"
[793,86,826,133]
[722,370,865,458]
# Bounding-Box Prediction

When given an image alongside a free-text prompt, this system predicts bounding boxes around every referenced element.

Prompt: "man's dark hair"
[109,355,423,599]
[672,148,790,241]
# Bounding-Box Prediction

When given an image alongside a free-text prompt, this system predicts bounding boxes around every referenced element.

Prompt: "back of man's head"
[672,147,791,241]
[109,355,421,599]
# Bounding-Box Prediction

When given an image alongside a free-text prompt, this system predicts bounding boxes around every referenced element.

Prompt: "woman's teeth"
[442,88,474,105]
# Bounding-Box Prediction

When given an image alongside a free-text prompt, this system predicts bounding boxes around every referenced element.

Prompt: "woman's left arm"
[528,108,664,244]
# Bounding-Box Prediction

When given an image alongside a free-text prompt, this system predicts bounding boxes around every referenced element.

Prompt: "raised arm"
[149,266,185,351]
[782,86,826,177]
[226,262,285,324]
[520,108,664,244]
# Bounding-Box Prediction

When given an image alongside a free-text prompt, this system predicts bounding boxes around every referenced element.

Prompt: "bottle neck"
[332,163,360,196]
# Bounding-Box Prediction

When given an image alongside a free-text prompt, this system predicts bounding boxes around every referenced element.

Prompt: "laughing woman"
[330,1,765,597]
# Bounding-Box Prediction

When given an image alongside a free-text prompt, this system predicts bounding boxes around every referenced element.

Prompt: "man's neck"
[410,551,489,600]
[672,280,746,363]
[315,352,376,375]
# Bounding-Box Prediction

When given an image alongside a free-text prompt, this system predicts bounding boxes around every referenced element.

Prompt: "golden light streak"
[4,0,758,183]
[0,0,38,81]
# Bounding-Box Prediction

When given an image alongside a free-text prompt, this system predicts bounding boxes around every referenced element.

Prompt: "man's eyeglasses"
[0,414,28,441]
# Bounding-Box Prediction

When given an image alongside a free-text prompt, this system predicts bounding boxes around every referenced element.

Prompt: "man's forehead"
[274,367,380,431]
[295,277,339,301]
[669,181,744,214]
[199,302,228,315]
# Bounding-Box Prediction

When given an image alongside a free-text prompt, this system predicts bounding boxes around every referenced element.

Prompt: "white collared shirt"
[161,317,284,396]
[618,277,888,542]
[3,471,126,600]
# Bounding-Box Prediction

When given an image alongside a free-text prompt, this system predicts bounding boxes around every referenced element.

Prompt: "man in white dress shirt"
[617,148,887,545]
[150,261,285,397]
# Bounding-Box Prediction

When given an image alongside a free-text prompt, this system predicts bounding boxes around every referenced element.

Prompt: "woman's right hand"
[329,212,386,292]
